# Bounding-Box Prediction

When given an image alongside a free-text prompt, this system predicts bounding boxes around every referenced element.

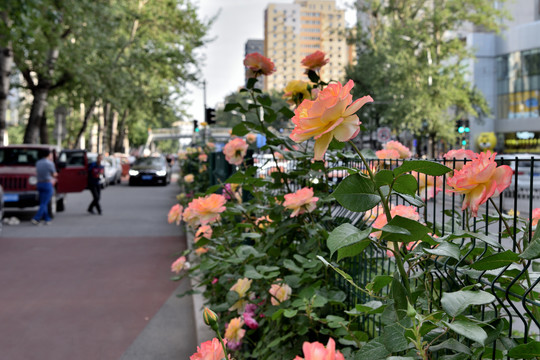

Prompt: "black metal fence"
[251,153,540,353]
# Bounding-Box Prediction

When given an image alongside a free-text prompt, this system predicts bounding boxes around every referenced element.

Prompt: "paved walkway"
[0,180,196,360]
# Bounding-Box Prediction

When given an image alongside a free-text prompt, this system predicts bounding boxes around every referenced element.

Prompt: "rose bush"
[171,50,539,360]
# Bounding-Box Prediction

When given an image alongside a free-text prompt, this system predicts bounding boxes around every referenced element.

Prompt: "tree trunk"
[73,100,96,149]
[114,109,128,153]
[39,111,49,144]
[109,109,118,154]
[0,12,12,145]
[23,87,48,144]
[0,43,13,146]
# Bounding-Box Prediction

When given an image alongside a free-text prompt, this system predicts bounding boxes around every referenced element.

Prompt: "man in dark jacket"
[87,154,104,215]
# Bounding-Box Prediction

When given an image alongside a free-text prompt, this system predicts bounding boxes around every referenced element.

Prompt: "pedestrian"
[31,149,57,225]
[87,154,104,215]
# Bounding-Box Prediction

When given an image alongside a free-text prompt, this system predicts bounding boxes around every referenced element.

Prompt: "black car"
[128,156,171,186]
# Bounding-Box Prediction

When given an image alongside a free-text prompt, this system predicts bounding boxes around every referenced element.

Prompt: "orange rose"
[376,149,400,160]
[183,194,227,228]
[289,80,373,160]
[443,149,477,170]
[167,204,183,225]
[223,137,249,166]
[244,52,276,77]
[245,133,257,144]
[283,187,319,217]
[190,338,230,360]
[194,225,212,255]
[446,151,512,217]
[301,50,329,70]
[268,281,292,306]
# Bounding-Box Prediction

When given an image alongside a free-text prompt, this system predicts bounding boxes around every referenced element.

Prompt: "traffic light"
[193,120,199,132]
[456,119,463,133]
[464,119,470,133]
[205,107,216,125]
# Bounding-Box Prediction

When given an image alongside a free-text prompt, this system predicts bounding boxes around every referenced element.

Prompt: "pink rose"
[294,338,345,360]
[443,149,477,170]
[384,140,412,159]
[446,151,512,217]
[223,137,249,166]
[268,281,292,306]
[283,187,319,217]
[243,311,259,329]
[533,208,540,227]
[244,52,276,77]
[301,50,330,70]
[290,80,373,160]
[412,171,442,200]
[171,256,190,274]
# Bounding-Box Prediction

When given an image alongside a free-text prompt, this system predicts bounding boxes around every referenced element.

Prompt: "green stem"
[216,331,229,359]
[489,197,518,248]
[349,140,413,302]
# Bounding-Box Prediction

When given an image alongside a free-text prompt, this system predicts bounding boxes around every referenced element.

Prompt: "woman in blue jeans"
[32,149,57,225]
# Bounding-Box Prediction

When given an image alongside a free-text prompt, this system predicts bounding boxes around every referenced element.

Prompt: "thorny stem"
[488,197,518,248]
[349,140,413,302]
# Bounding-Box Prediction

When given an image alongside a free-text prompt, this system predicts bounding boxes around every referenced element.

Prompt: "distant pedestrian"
[87,154,104,215]
[31,149,57,225]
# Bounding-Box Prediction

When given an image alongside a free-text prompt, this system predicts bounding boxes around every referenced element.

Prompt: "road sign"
[377,127,392,143]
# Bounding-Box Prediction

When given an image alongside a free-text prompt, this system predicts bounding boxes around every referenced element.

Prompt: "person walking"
[31,149,57,225]
[87,154,104,215]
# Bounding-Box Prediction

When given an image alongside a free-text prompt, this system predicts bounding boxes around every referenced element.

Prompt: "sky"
[184,0,357,124]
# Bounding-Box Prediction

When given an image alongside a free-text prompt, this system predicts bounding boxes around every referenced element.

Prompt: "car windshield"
[0,148,44,165]
[133,157,163,167]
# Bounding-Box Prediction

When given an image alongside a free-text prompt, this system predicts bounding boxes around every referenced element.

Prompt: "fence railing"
[250,153,540,350]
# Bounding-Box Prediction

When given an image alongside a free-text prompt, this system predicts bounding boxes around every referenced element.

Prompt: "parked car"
[113,153,130,177]
[495,153,540,192]
[103,156,122,185]
[128,156,170,186]
[0,145,88,217]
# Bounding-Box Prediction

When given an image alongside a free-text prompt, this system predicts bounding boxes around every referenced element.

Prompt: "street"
[0,179,196,360]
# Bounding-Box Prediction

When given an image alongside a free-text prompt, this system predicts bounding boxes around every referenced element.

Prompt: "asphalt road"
[0,177,197,360]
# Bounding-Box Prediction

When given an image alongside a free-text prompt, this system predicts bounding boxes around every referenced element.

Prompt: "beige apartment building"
[264,0,352,92]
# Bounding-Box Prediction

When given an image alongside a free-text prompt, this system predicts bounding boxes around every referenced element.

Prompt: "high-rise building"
[264,0,352,92]
[467,0,540,153]
[244,39,265,90]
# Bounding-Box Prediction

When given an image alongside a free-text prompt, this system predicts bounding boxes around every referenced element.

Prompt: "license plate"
[534,173,540,177]
[142,175,153,180]
[3,194,19,202]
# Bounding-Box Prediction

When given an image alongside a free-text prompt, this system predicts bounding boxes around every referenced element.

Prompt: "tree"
[347,0,506,154]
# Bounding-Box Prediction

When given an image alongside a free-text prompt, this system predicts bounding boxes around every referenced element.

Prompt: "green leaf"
[507,341,540,358]
[391,275,408,319]
[333,173,381,212]
[246,77,258,89]
[397,193,425,207]
[368,275,393,293]
[374,170,394,187]
[226,291,240,306]
[441,290,496,317]
[226,171,246,184]
[337,239,371,261]
[355,338,390,360]
[379,224,411,236]
[205,184,222,194]
[278,106,295,118]
[382,322,409,352]
[394,160,452,176]
[307,69,320,83]
[470,250,520,270]
[244,266,264,279]
[257,95,272,106]
[284,309,297,318]
[429,338,472,355]
[443,319,488,345]
[520,226,540,260]
[393,174,418,196]
[231,122,250,136]
[424,242,461,260]
[317,256,366,294]
[327,223,372,257]
[224,103,241,112]
[283,259,303,273]
[381,216,432,243]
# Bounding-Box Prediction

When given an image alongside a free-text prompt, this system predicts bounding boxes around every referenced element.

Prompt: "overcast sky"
[184,0,357,123]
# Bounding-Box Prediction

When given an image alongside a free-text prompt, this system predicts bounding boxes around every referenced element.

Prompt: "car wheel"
[57,197,65,212]
[48,192,57,219]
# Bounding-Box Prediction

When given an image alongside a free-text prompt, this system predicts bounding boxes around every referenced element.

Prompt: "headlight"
[28,176,38,185]
[156,170,167,176]
[129,170,139,176]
